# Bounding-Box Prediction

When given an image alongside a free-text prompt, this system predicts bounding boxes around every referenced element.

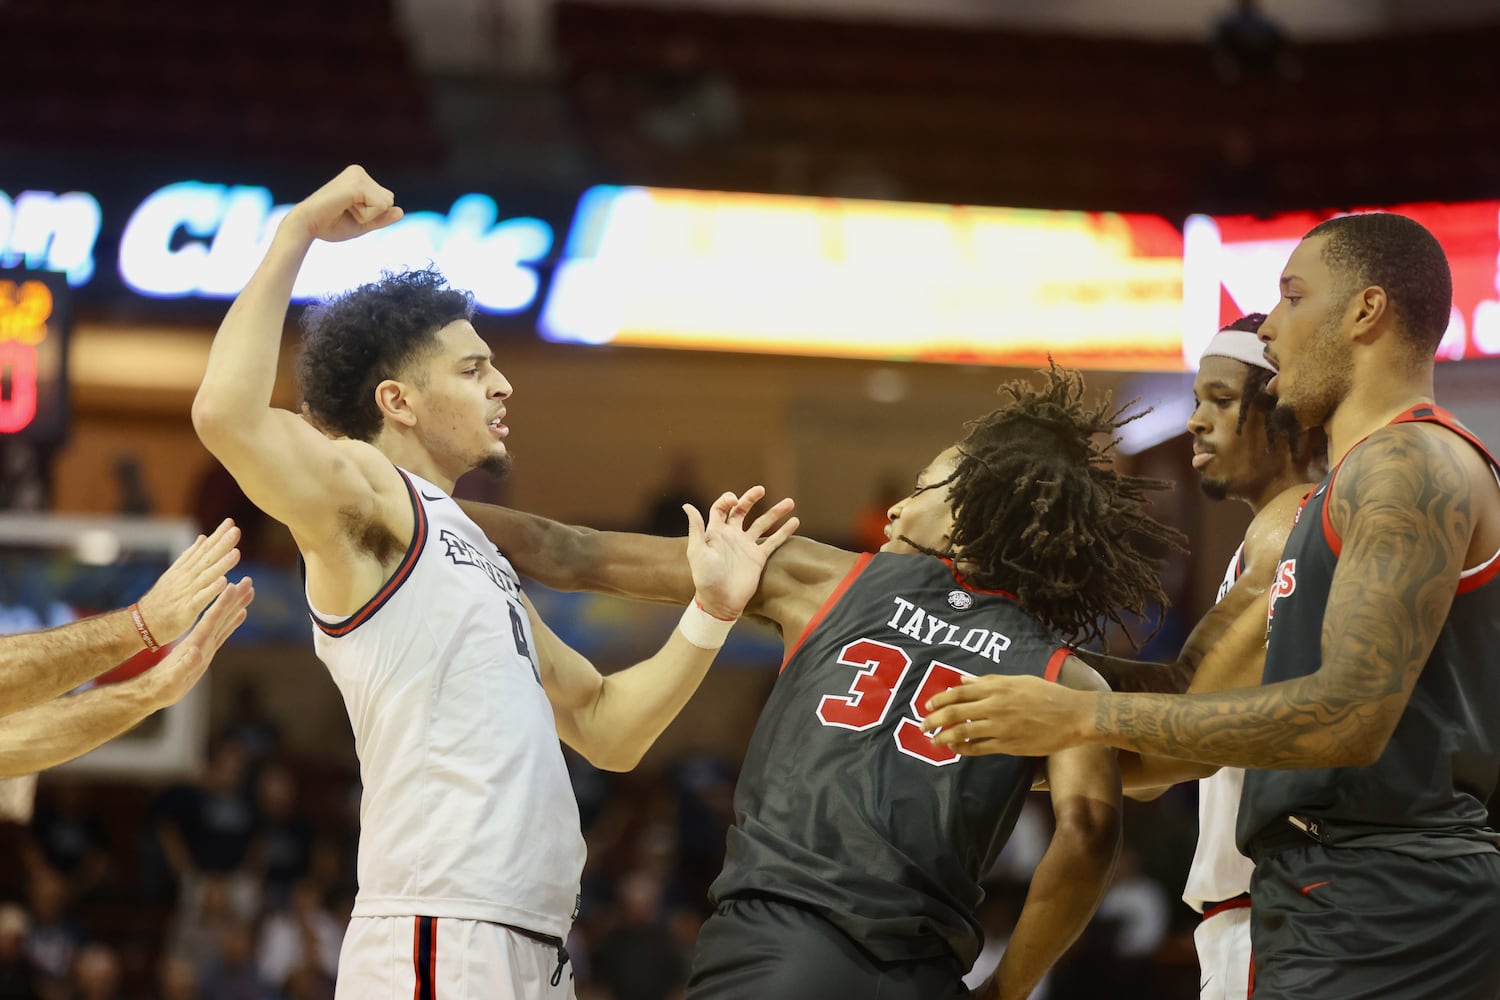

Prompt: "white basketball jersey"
[310,469,585,937]
[1182,543,1256,913]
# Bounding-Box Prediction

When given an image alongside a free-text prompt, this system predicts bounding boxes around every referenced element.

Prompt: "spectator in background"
[1196,127,1273,216]
[588,870,689,1000]
[246,764,311,911]
[219,685,283,775]
[165,876,254,980]
[24,786,111,901]
[640,454,712,537]
[197,923,273,1000]
[154,956,200,1000]
[24,867,82,1000]
[0,904,41,1000]
[1211,0,1296,82]
[192,462,267,561]
[638,35,738,150]
[65,945,121,1000]
[256,881,341,997]
[112,455,153,517]
[149,739,258,908]
[1091,847,1171,995]
[672,755,736,908]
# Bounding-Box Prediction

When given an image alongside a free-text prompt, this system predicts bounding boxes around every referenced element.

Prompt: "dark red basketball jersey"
[709,552,1069,968]
[1239,404,1500,856]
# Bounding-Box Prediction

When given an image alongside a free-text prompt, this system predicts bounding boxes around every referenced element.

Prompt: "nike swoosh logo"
[1314,485,1328,497]
[420,491,447,502]
[1199,975,1213,992]
[1299,880,1331,895]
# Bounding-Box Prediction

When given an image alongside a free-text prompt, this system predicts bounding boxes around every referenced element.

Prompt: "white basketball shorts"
[335,915,577,1000]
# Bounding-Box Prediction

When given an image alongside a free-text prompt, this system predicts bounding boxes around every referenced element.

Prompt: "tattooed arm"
[924,424,1474,768]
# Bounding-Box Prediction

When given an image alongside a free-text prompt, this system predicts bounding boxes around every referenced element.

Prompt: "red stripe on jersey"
[411,918,420,1000]
[1458,549,1500,595]
[314,470,429,637]
[780,553,874,674]
[1320,480,1342,558]
[1044,647,1070,683]
[429,918,438,1000]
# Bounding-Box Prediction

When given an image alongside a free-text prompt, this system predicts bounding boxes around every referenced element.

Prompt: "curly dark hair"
[1305,213,1452,357]
[296,267,476,441]
[907,363,1184,647]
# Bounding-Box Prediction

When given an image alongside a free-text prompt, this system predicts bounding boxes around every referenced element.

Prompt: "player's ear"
[375,380,417,427]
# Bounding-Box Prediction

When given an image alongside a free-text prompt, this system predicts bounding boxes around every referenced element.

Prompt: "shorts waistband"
[1246,815,1324,862]
[499,923,570,987]
[1201,892,1251,921]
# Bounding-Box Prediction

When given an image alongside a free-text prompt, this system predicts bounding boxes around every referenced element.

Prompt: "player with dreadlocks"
[463,363,1182,1000]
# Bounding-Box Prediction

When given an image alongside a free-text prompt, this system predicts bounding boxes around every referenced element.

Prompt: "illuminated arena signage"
[118,183,554,313]
[9,175,1500,369]
[1184,202,1500,364]
[541,186,1189,370]
[0,189,101,286]
[2,182,553,315]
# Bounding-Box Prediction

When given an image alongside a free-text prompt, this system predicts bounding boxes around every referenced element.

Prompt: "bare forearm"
[194,223,312,424]
[1069,648,1193,694]
[1117,749,1214,798]
[1090,674,1384,769]
[993,821,1119,1000]
[0,610,146,718]
[0,674,165,777]
[587,631,719,770]
[462,501,694,604]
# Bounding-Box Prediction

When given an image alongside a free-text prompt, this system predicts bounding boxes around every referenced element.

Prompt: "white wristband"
[677,600,737,650]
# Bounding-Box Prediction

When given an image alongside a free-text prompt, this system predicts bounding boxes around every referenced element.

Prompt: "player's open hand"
[684,486,799,621]
[284,165,404,244]
[146,579,256,711]
[920,673,1094,758]
[135,519,242,646]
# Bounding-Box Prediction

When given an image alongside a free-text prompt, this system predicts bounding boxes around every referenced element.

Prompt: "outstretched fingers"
[197,578,256,652]
[745,496,796,542]
[683,503,708,546]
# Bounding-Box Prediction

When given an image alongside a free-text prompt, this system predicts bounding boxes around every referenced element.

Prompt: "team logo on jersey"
[947,590,973,610]
[1266,558,1297,628]
[438,529,521,598]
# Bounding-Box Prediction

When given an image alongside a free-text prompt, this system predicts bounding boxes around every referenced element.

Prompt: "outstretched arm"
[974,663,1120,1000]
[458,502,696,605]
[1115,594,1270,795]
[530,488,799,771]
[0,580,254,778]
[460,500,858,637]
[924,425,1473,768]
[192,166,407,547]
[0,520,241,719]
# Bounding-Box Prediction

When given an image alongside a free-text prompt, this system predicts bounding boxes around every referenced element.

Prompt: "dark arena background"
[2,0,1500,997]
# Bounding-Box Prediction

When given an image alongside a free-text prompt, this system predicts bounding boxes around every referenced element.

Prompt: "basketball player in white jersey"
[192,166,800,1000]
[1045,316,1319,999]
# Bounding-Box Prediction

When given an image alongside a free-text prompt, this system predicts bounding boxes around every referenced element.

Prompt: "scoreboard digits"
[0,270,70,443]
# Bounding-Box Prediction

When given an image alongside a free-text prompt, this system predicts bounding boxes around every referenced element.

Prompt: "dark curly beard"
[476,453,512,479]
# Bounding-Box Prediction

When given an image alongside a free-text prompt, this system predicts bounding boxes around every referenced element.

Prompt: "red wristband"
[129,603,160,653]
